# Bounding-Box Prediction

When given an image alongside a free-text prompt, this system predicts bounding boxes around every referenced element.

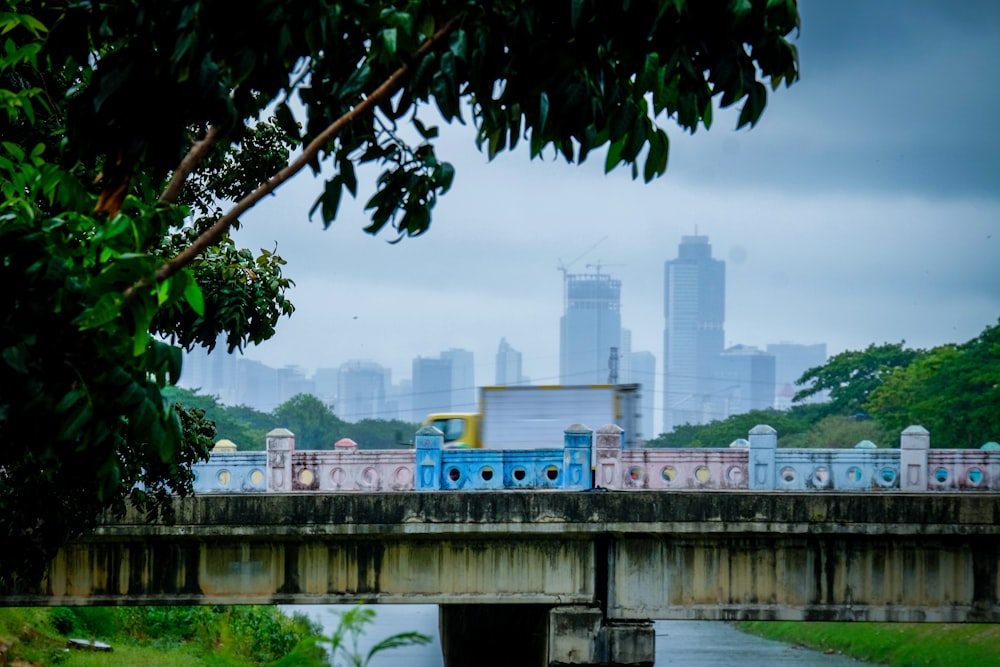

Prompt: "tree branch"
[160,125,220,204]
[126,13,463,300]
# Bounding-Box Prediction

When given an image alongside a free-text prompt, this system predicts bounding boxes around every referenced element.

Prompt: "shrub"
[50,607,76,635]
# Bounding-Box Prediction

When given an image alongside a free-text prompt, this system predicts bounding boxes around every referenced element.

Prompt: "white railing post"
[266,427,295,492]
[900,425,930,491]
[595,424,624,489]
[748,424,777,490]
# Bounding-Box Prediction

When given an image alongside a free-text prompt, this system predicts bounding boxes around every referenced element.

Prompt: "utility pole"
[608,347,619,384]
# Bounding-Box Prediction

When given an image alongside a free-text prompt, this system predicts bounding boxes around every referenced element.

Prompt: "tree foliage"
[864,322,1000,448]
[778,414,894,450]
[0,0,801,581]
[647,403,826,448]
[164,387,421,451]
[793,342,924,416]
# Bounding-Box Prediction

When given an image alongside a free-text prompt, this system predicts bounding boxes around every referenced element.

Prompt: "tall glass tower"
[560,271,622,384]
[663,235,725,431]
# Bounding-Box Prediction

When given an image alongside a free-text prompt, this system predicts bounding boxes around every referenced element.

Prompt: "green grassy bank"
[737,621,1000,666]
[0,606,326,667]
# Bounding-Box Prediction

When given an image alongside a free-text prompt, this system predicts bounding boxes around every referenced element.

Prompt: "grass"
[0,606,326,667]
[737,621,1000,667]
[59,643,248,667]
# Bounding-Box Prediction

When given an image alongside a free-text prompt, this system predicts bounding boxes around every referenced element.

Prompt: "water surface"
[281,605,873,666]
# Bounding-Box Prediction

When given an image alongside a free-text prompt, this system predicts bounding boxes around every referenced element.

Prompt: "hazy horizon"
[212,0,999,430]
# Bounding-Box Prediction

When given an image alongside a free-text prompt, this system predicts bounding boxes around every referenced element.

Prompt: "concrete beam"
[3,492,998,622]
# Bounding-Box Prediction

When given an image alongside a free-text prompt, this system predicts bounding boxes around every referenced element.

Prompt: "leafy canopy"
[0,0,800,583]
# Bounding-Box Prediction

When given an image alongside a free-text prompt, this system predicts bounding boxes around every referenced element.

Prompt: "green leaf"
[183,279,204,316]
[737,81,768,129]
[340,158,357,197]
[538,92,550,133]
[571,0,585,31]
[75,292,125,330]
[315,176,343,227]
[274,103,299,140]
[412,117,439,140]
[605,136,625,173]
[642,128,669,182]
[2,345,28,373]
[449,29,467,62]
[157,278,171,306]
[381,27,397,58]
[435,162,455,193]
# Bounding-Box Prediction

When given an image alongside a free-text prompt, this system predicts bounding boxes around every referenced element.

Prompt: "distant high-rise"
[560,271,622,384]
[496,338,526,386]
[337,360,389,422]
[766,342,828,408]
[412,356,453,418]
[716,345,776,417]
[179,340,239,404]
[441,348,476,412]
[276,365,314,406]
[627,350,656,440]
[663,235,725,431]
[234,358,279,412]
[312,367,339,408]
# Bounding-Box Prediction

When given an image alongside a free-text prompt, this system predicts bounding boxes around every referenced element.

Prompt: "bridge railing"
[192,451,267,493]
[192,423,1000,494]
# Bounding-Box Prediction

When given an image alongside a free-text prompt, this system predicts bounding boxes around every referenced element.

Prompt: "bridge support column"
[548,607,654,666]
[438,605,654,667]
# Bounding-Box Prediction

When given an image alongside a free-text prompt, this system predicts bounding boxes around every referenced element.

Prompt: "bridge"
[4,490,999,665]
[3,424,999,665]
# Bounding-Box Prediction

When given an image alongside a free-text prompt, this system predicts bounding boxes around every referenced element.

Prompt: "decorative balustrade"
[191,423,1000,494]
[192,450,266,493]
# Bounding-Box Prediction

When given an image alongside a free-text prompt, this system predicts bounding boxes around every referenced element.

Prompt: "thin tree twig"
[125,13,463,300]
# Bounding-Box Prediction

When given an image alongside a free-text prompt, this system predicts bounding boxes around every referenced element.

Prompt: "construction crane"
[585,261,625,277]
[557,236,608,278]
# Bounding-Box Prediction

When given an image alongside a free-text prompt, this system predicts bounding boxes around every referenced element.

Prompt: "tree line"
[647,320,1000,449]
[165,387,422,451]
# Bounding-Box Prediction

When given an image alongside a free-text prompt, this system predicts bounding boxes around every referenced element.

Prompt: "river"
[280,605,874,666]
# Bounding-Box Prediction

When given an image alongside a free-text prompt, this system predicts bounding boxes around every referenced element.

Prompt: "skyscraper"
[627,350,656,440]
[411,356,453,419]
[496,338,526,386]
[559,271,622,384]
[441,348,476,412]
[716,345,776,417]
[663,235,725,431]
[337,360,389,422]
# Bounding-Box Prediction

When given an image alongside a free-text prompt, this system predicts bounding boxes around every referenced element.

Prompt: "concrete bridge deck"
[6,491,998,625]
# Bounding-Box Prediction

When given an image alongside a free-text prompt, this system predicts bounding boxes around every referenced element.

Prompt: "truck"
[423,384,643,450]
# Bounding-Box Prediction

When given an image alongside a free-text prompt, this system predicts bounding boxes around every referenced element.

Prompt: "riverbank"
[4,605,1000,666]
[0,606,325,667]
[737,621,1000,666]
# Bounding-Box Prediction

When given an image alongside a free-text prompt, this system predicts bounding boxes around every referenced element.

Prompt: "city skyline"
[180,238,826,437]
[227,1,998,416]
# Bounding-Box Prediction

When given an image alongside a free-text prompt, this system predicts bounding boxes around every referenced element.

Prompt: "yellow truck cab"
[423,412,482,448]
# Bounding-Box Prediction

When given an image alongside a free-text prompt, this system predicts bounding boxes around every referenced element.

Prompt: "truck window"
[430,418,466,442]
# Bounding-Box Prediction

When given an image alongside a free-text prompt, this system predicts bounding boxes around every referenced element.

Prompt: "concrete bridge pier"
[438,604,654,666]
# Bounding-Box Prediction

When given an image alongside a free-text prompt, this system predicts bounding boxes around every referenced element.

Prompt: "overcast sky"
[231,0,1000,423]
